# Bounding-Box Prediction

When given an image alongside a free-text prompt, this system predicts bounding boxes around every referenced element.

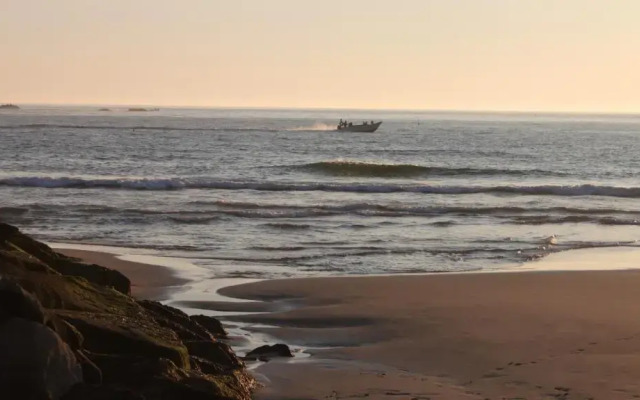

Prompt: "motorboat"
[337,120,382,132]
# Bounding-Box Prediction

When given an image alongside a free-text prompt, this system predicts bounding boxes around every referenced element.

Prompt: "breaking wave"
[4,176,640,198]
[294,160,562,178]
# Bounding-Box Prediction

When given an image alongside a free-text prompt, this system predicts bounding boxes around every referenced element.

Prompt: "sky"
[1,0,639,112]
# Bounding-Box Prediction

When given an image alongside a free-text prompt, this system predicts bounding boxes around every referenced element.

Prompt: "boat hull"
[337,122,382,133]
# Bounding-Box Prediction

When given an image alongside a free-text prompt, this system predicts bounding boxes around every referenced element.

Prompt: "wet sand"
[56,248,188,300]
[221,269,640,399]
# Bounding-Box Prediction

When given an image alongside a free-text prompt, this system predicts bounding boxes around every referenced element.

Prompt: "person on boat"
[363,121,368,125]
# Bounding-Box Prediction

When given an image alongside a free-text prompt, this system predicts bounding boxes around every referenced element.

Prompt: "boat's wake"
[287,123,336,131]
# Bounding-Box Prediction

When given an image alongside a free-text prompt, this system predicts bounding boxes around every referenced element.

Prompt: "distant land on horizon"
[4,102,640,117]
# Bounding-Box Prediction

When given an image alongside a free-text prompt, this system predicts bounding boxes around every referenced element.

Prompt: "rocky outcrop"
[128,107,159,112]
[0,279,83,399]
[245,344,294,361]
[0,317,83,399]
[0,223,255,399]
[0,223,131,294]
[191,314,228,338]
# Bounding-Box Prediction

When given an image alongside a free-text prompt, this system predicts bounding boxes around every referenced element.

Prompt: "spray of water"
[288,122,336,131]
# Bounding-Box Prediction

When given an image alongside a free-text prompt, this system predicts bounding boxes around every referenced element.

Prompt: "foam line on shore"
[49,242,258,303]
[516,246,640,272]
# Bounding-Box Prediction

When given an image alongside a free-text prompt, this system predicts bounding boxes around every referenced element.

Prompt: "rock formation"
[245,344,293,361]
[0,223,255,399]
[127,108,159,112]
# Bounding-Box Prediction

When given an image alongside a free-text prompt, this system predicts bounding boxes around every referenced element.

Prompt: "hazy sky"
[2,0,639,112]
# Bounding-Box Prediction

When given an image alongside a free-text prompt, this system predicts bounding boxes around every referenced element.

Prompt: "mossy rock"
[0,223,130,294]
[191,314,227,338]
[16,274,138,315]
[59,311,189,369]
[0,223,255,399]
[138,300,215,342]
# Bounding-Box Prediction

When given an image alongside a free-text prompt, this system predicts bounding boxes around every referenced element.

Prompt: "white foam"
[288,122,335,131]
[518,246,640,272]
[48,242,209,282]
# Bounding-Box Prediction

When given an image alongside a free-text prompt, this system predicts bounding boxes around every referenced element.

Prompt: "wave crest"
[295,160,562,178]
[2,176,640,198]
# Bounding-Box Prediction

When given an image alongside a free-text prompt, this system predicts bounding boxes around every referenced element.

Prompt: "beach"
[55,248,189,300]
[6,106,640,399]
[59,245,640,399]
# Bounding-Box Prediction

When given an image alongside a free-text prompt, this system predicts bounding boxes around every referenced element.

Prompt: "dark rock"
[191,314,227,338]
[15,273,136,313]
[190,355,227,375]
[0,248,56,275]
[1,222,66,264]
[51,259,131,296]
[59,311,190,369]
[0,223,255,399]
[185,341,244,370]
[61,384,144,400]
[86,353,252,400]
[47,315,84,350]
[128,108,159,112]
[174,371,251,400]
[75,350,102,385]
[0,317,82,399]
[87,353,186,385]
[0,221,19,237]
[0,278,46,324]
[138,300,214,342]
[245,343,294,360]
[0,223,130,294]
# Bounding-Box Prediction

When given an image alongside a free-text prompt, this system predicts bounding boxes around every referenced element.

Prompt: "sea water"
[2,106,640,278]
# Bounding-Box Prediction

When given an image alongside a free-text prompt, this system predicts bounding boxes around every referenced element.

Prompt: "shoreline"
[55,248,190,300]
[55,244,640,399]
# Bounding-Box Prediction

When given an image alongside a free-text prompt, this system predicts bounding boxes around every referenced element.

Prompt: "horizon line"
[6,101,640,116]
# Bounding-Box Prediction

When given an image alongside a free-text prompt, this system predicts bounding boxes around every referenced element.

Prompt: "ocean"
[2,106,640,278]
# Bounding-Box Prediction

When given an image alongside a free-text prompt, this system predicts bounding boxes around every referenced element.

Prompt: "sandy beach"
[55,248,189,300]
[220,269,640,399]
[60,246,640,399]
